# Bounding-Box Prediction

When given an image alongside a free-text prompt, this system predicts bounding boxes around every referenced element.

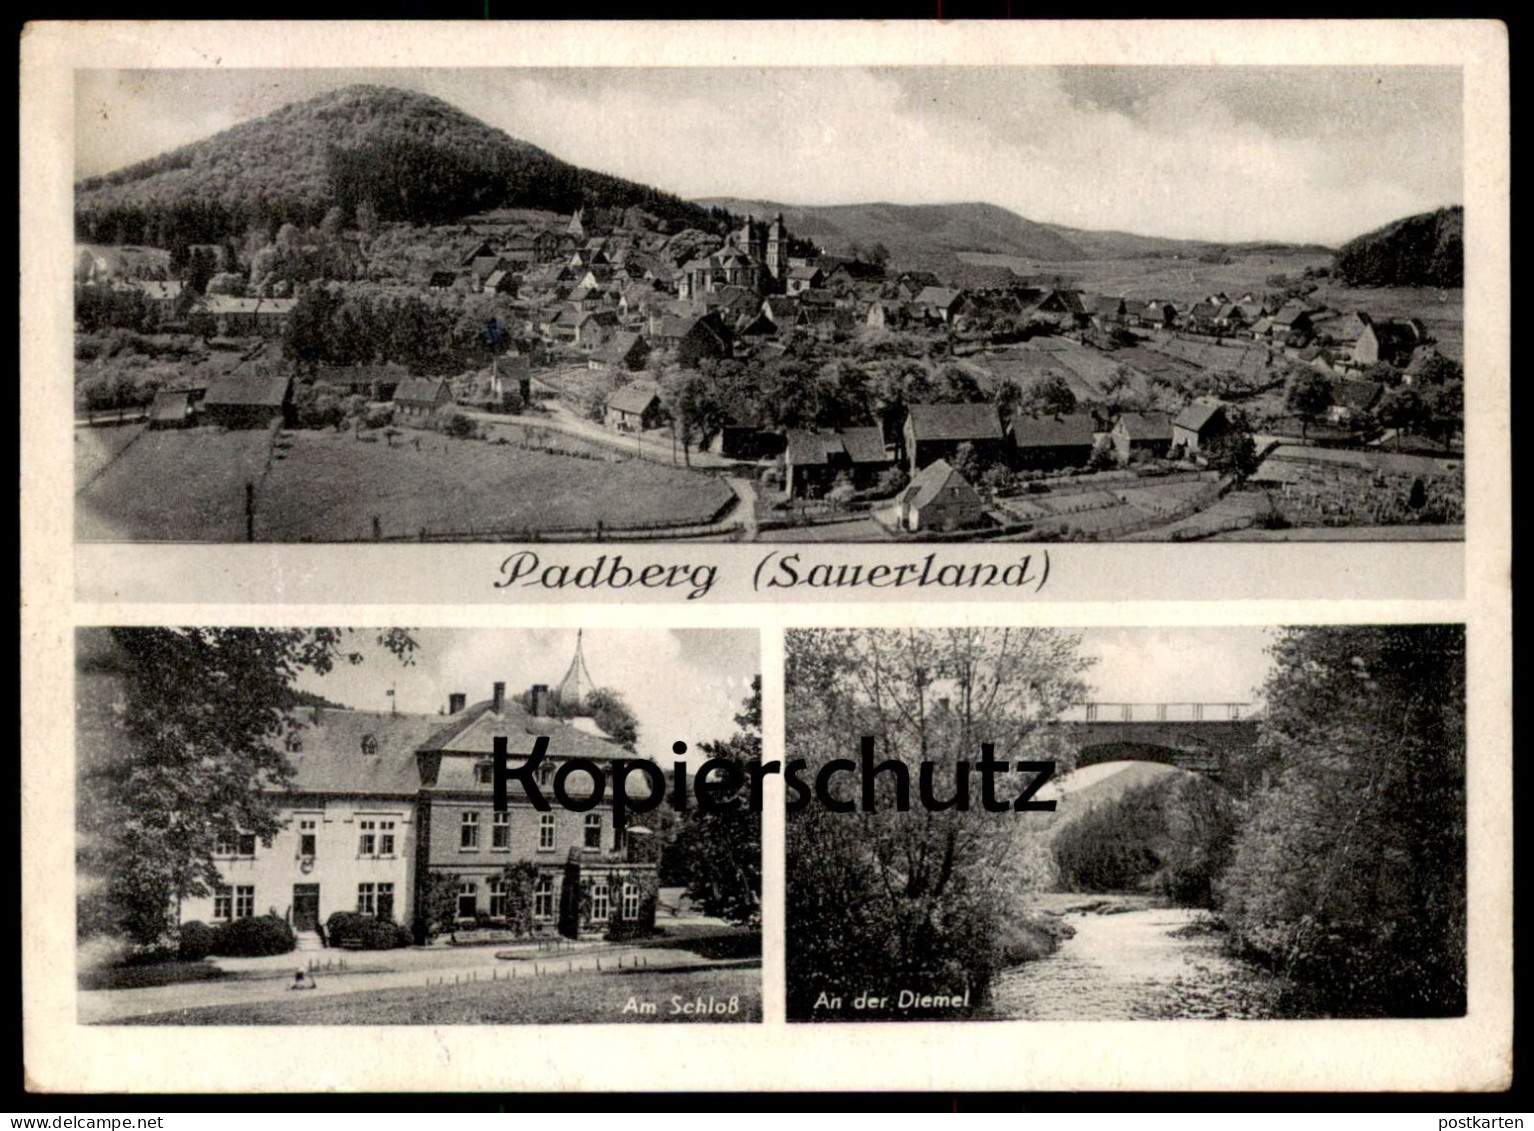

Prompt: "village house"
[1353,318,1425,368]
[669,312,734,369]
[202,374,293,429]
[1111,412,1174,463]
[1269,301,1316,342]
[1171,402,1230,456]
[190,295,296,338]
[1029,289,1089,332]
[482,269,519,297]
[903,402,1005,473]
[785,265,824,295]
[1008,413,1097,471]
[1133,299,1178,330]
[898,459,986,533]
[781,427,891,498]
[574,310,619,351]
[1083,295,1128,330]
[1327,377,1384,424]
[466,352,532,412]
[913,286,967,325]
[393,377,454,425]
[604,382,665,433]
[587,331,649,373]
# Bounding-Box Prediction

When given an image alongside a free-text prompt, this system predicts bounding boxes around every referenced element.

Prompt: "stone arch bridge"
[1049,702,1262,782]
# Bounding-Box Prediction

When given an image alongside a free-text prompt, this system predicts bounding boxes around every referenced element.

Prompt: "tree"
[784,629,1093,1018]
[76,628,417,947]
[1284,369,1332,444]
[1203,407,1260,482]
[663,676,763,925]
[1019,373,1078,418]
[1218,626,1466,1017]
[1375,385,1426,450]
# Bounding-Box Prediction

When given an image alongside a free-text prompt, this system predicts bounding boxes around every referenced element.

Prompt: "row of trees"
[282,284,510,375]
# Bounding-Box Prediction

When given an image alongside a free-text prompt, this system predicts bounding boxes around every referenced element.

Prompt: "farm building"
[604,383,665,433]
[782,427,892,498]
[1111,412,1174,463]
[903,402,1004,473]
[1171,402,1229,455]
[147,388,197,429]
[393,378,454,425]
[1134,300,1178,329]
[202,374,293,429]
[786,265,824,295]
[313,363,410,402]
[898,459,986,533]
[1008,413,1097,470]
[1353,319,1424,368]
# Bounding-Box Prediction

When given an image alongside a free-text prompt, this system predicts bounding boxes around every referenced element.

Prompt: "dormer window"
[361,734,378,756]
[475,762,494,786]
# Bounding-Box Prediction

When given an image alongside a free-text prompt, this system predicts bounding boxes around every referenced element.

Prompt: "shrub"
[177,920,219,961]
[212,915,295,957]
[324,911,367,945]
[325,911,412,949]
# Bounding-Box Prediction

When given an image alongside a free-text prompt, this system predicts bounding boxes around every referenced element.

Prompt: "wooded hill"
[76,85,730,247]
[1332,206,1463,288]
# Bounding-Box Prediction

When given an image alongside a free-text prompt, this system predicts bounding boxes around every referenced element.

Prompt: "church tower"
[554,629,597,709]
[766,213,787,285]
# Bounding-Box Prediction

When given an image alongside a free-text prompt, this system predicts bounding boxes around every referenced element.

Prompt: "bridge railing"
[1064,701,1257,723]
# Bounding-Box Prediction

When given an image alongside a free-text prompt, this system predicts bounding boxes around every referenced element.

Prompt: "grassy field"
[74,422,146,489]
[76,425,274,541]
[118,963,762,1025]
[76,424,736,542]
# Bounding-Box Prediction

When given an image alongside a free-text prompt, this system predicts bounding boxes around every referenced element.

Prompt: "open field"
[74,421,146,488]
[76,425,736,541]
[117,962,762,1025]
[76,425,275,541]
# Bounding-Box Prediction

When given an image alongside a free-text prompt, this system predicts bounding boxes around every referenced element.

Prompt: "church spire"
[555,629,596,709]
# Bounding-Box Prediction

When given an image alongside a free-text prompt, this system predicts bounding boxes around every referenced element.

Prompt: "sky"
[1070,626,1276,719]
[75,66,1462,245]
[291,628,759,766]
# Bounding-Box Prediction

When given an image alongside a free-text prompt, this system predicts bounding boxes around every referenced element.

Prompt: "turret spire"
[555,629,596,708]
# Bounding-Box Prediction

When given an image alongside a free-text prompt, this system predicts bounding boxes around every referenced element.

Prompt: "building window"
[492,811,510,850]
[621,883,639,921]
[533,877,554,921]
[358,820,376,856]
[214,834,237,856]
[538,813,555,851]
[213,886,232,921]
[235,886,255,920]
[377,883,394,920]
[461,811,480,850]
[475,762,493,785]
[488,879,507,918]
[358,883,376,915]
[590,879,609,923]
[457,882,477,920]
[537,761,554,788]
[379,820,395,856]
[583,814,602,850]
[299,818,317,858]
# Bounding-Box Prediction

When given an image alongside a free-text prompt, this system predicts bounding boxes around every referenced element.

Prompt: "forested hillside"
[76,85,727,247]
[1332,206,1463,287]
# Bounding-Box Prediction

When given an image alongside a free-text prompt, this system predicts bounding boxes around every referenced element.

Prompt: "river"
[989,895,1278,1020]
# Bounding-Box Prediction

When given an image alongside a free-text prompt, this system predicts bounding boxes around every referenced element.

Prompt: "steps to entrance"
[295,931,324,952]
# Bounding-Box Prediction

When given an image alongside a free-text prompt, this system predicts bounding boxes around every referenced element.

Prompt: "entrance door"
[293,884,320,931]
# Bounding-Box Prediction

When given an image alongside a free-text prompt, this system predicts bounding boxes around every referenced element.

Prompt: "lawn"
[74,422,146,489]
[76,425,275,541]
[118,962,762,1025]
[257,430,736,541]
[76,424,736,542]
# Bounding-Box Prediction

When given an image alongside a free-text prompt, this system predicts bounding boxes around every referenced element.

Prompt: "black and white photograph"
[74,626,763,1025]
[785,624,1466,1022]
[71,66,1465,545]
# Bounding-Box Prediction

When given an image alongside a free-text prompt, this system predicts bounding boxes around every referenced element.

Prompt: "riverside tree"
[784,628,1093,1019]
[1217,625,1466,1017]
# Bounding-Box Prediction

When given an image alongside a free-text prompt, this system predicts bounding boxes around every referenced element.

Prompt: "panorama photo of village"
[73,68,1465,544]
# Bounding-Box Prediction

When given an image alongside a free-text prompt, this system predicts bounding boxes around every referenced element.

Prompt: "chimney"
[531,683,549,716]
[492,682,506,715]
[448,693,466,715]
